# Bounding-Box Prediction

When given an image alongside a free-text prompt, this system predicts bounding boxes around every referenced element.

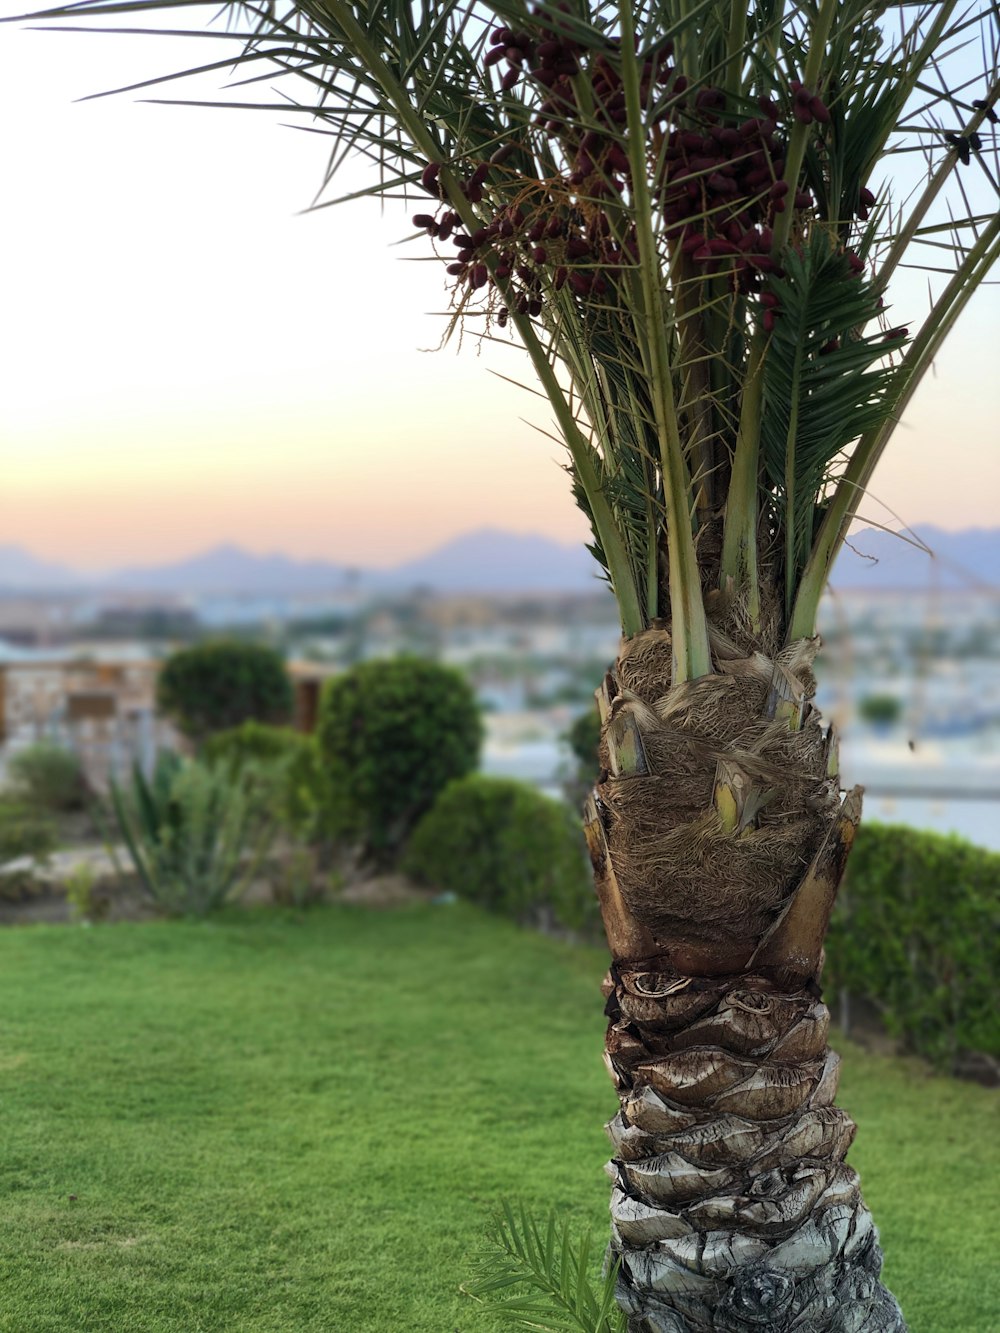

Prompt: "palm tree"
[16,0,999,1326]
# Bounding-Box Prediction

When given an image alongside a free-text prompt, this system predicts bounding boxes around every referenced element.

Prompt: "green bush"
[204,720,341,843]
[562,704,602,806]
[404,775,594,930]
[0,799,58,901]
[826,823,999,1067]
[0,799,58,866]
[110,752,276,916]
[7,742,86,812]
[156,640,293,743]
[317,656,482,864]
[204,719,310,769]
[64,861,113,923]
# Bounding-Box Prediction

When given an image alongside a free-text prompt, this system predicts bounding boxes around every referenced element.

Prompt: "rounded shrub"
[404,775,594,929]
[317,656,482,864]
[156,640,293,743]
[7,742,86,813]
[204,720,343,843]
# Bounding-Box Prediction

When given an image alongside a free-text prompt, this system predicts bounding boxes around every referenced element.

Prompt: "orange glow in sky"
[1,21,997,572]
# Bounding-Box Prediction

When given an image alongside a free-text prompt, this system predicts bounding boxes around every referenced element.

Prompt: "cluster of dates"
[660,103,799,291]
[412,11,877,332]
[413,192,624,325]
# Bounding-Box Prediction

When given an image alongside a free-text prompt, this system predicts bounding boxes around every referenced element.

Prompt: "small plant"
[272,847,325,909]
[7,742,86,813]
[0,799,58,866]
[110,752,275,916]
[464,1202,625,1333]
[317,656,482,865]
[404,775,594,930]
[156,640,294,744]
[64,860,111,923]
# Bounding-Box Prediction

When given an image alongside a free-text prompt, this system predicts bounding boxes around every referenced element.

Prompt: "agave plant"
[14,0,999,1326]
[110,751,275,914]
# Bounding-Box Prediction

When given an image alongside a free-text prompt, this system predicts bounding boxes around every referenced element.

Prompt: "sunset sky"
[1,15,997,573]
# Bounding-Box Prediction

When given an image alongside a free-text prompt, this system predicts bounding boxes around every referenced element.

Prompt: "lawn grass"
[0,904,995,1332]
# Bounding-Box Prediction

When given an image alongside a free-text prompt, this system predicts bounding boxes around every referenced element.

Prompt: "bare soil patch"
[338,872,434,909]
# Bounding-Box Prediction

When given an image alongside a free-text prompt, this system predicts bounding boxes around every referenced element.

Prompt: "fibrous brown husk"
[599,628,836,953]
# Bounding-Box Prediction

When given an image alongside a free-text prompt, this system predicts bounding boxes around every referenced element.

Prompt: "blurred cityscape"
[2,526,999,851]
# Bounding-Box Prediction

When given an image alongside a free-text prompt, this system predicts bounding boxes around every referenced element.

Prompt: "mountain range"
[2,526,998,595]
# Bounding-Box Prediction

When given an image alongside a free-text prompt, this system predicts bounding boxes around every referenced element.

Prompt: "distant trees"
[858,693,903,727]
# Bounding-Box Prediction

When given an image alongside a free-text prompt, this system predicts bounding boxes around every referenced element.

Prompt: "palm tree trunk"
[586,628,906,1332]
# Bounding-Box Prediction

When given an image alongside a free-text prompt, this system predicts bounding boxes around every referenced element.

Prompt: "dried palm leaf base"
[595,631,839,965]
[602,971,906,1333]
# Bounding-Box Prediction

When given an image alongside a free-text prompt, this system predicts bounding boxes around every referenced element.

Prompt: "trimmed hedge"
[404,775,594,930]
[826,822,999,1067]
[317,657,482,865]
[156,640,293,742]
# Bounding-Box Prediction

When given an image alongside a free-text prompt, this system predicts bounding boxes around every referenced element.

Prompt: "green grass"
[0,905,995,1332]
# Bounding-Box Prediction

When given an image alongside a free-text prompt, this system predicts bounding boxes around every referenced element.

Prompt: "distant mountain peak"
[832,525,1000,591]
[384,528,599,593]
[0,545,79,590]
[1,525,997,596]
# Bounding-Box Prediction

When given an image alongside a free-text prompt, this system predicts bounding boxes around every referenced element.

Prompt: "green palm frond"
[8,0,1000,657]
[758,230,907,614]
[463,1201,626,1333]
[789,207,1000,639]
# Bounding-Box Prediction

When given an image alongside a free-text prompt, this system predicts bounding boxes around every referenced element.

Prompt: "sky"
[0,12,998,573]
